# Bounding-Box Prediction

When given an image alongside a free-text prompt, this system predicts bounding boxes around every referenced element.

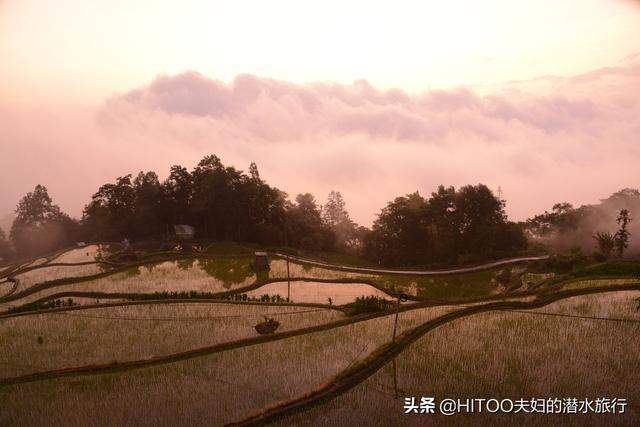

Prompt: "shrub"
[345,296,393,316]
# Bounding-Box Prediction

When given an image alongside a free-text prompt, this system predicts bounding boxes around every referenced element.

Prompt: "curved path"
[272,253,549,276]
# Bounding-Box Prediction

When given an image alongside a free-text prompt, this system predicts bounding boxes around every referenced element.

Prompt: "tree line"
[525,188,636,258]
[7,154,630,267]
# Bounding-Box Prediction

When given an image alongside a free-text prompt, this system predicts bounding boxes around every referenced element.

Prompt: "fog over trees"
[525,189,638,256]
[3,155,636,266]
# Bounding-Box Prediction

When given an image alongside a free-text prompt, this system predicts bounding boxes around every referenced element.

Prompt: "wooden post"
[392,294,402,341]
[286,255,291,302]
[391,293,407,399]
[393,359,399,399]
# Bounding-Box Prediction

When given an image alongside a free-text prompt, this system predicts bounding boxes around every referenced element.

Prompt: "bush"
[345,296,393,316]
[8,298,77,314]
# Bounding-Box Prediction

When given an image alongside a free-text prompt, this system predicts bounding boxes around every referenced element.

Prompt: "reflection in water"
[247,281,392,305]
[198,258,255,289]
[107,258,257,290]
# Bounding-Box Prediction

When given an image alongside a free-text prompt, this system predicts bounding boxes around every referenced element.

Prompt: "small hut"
[251,251,270,271]
[173,224,195,240]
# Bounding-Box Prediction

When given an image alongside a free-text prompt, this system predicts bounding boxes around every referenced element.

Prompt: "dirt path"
[272,253,549,275]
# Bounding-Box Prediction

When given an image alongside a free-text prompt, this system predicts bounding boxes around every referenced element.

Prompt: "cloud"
[103,71,621,139]
[2,62,640,227]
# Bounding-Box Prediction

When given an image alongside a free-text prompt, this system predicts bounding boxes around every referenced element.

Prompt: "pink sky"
[1,1,640,226]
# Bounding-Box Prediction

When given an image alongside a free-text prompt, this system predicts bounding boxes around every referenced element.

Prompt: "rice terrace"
[1,237,639,426]
[3,1,640,425]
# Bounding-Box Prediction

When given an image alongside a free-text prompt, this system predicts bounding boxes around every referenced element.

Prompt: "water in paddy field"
[246,281,392,305]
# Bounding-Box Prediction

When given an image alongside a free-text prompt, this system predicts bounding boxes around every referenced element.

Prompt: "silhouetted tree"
[10,185,79,256]
[525,202,583,238]
[74,155,531,265]
[249,162,260,181]
[132,171,163,238]
[285,193,334,250]
[83,175,136,240]
[364,185,525,266]
[364,192,430,266]
[0,228,14,261]
[614,209,631,257]
[160,165,193,227]
[323,191,360,252]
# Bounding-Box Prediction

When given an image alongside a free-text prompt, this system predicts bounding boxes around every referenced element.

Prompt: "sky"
[1,0,640,226]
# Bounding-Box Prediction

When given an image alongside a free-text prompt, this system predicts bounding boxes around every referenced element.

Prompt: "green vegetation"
[345,296,393,316]
[5,156,538,271]
[2,246,639,426]
[7,298,77,314]
[526,189,639,256]
[549,260,640,285]
[203,241,255,255]
[364,185,527,267]
[375,268,503,299]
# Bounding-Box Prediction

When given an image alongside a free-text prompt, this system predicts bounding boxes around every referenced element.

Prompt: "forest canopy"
[3,155,635,267]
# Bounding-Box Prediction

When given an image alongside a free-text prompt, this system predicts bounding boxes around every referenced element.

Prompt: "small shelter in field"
[173,224,195,240]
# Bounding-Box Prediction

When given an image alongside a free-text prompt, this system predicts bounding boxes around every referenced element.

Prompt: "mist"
[531,189,640,256]
[1,57,639,226]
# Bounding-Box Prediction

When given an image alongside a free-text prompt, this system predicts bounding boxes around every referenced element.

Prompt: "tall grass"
[0,304,458,426]
[0,303,342,377]
[280,291,640,426]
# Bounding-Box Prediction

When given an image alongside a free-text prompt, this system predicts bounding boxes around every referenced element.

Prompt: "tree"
[323,191,359,252]
[364,184,526,266]
[191,155,246,240]
[161,165,193,227]
[524,189,640,254]
[10,185,78,256]
[14,184,60,224]
[285,193,334,251]
[249,162,260,181]
[364,192,430,266]
[454,184,508,258]
[614,209,631,257]
[0,228,14,261]
[241,163,287,244]
[83,175,136,240]
[132,171,163,237]
[593,231,615,258]
[525,202,581,238]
